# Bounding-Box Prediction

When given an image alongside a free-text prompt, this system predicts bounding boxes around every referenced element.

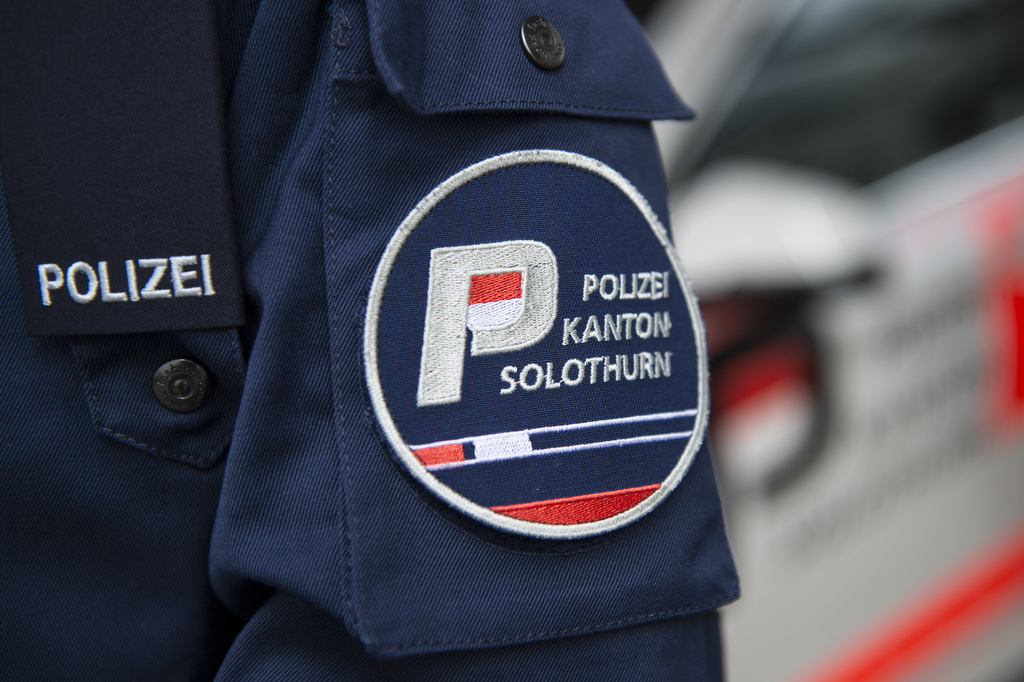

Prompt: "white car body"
[649,1,1024,679]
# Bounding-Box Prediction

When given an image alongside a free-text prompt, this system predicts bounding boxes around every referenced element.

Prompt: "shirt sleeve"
[208,0,738,678]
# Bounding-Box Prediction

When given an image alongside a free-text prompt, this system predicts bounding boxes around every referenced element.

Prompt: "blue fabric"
[213,591,724,681]
[367,0,695,119]
[0,176,239,678]
[0,0,736,678]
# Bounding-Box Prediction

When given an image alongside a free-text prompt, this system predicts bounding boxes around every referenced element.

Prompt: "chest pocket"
[324,0,737,657]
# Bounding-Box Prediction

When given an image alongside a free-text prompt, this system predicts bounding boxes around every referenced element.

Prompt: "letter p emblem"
[418,240,558,406]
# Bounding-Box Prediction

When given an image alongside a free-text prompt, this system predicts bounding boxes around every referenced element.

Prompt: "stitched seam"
[228,328,248,378]
[324,59,362,638]
[94,425,229,468]
[370,0,392,91]
[68,340,104,426]
[332,400,357,630]
[420,99,680,115]
[348,312,375,645]
[367,0,679,116]
[330,3,350,47]
[331,0,377,80]
[377,596,738,651]
[68,338,234,467]
[354,0,389,638]
[70,342,208,464]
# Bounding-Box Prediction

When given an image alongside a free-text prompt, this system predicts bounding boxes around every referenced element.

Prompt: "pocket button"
[520,16,565,70]
[152,359,211,413]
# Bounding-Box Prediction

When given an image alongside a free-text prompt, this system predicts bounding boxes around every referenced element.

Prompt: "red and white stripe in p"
[466,271,522,330]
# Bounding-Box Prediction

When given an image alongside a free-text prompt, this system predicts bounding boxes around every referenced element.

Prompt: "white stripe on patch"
[409,409,699,471]
[473,430,533,460]
[426,431,694,471]
[467,299,522,330]
[408,409,697,450]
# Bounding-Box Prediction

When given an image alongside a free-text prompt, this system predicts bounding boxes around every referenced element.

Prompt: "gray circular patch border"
[364,150,709,539]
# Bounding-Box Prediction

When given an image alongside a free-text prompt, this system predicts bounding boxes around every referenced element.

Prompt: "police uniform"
[0,0,737,679]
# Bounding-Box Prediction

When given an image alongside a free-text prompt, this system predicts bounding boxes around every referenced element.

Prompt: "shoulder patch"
[364,150,708,539]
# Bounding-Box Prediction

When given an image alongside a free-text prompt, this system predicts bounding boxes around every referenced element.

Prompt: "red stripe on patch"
[468,271,522,305]
[491,484,660,524]
[412,443,465,466]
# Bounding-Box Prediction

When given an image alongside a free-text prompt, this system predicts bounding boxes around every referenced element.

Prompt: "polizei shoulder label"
[364,150,709,539]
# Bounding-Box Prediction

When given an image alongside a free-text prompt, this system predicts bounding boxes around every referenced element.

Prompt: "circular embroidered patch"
[365,150,708,539]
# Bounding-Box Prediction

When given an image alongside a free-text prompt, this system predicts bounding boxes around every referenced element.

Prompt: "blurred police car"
[644,0,1024,680]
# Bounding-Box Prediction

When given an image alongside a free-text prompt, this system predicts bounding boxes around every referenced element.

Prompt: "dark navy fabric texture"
[213,591,724,682]
[0,0,737,678]
[367,0,695,120]
[0,177,239,678]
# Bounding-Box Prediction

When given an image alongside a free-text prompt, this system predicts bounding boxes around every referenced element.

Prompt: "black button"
[153,359,211,413]
[520,16,565,70]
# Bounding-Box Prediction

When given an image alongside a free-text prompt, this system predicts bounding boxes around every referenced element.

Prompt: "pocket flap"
[367,0,694,120]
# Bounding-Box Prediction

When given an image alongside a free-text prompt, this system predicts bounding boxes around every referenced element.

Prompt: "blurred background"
[627,0,1024,680]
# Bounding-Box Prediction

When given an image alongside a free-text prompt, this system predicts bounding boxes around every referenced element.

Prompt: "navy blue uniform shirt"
[0,0,738,678]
